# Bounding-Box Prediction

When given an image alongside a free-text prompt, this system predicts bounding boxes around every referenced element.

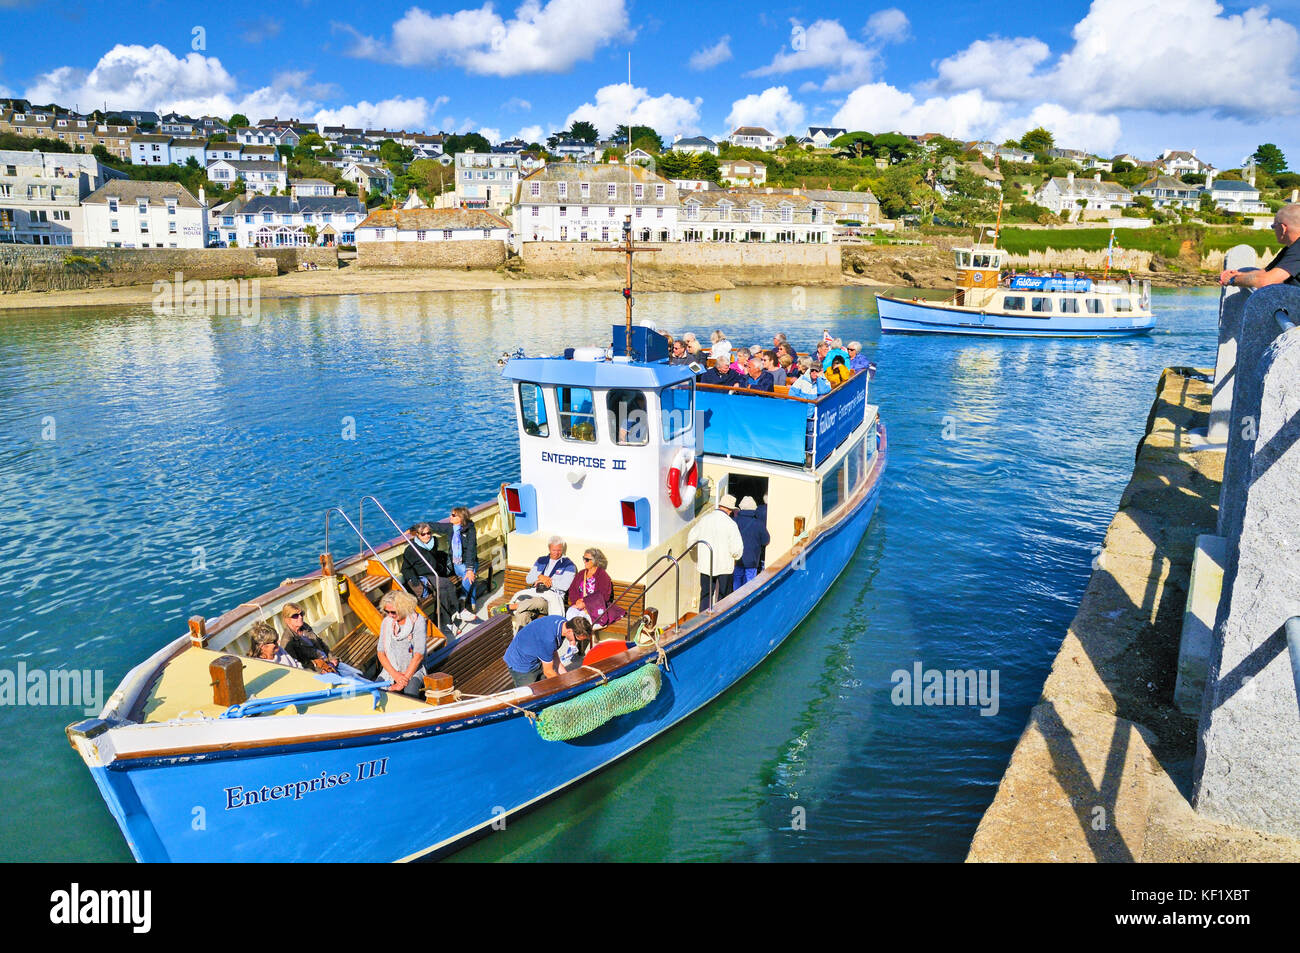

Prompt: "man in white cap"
[688,492,744,610]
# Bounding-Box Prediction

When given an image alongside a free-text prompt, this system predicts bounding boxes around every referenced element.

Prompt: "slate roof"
[84,180,203,208]
[358,208,511,230]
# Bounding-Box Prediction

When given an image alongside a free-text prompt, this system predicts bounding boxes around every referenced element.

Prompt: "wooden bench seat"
[501,566,647,640]
[438,614,516,696]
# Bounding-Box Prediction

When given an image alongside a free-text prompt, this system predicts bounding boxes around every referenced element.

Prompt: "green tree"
[228,113,250,129]
[831,131,875,159]
[872,132,918,163]
[1019,127,1055,155]
[407,158,452,197]
[568,119,599,143]
[443,132,491,155]
[613,124,662,152]
[1251,143,1288,175]
[379,139,413,165]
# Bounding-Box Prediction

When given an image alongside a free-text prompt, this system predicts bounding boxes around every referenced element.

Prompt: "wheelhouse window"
[1003,296,1026,311]
[557,386,596,442]
[606,389,649,446]
[660,382,694,441]
[518,383,549,437]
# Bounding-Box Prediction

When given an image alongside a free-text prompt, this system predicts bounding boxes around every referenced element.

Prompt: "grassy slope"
[997,225,1279,258]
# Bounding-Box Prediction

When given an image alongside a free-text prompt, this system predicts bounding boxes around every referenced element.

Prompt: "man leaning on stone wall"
[1220,204,1300,289]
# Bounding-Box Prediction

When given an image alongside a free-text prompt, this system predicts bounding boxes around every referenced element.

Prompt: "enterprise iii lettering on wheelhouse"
[540,451,628,471]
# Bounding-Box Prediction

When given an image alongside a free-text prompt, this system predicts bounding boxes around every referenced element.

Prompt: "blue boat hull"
[876,295,1156,338]
[90,433,887,862]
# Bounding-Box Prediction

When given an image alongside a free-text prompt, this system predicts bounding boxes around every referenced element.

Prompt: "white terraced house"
[1158,149,1213,177]
[807,127,847,147]
[677,190,830,243]
[671,136,719,156]
[453,150,525,214]
[728,126,781,151]
[213,194,365,247]
[1134,175,1203,209]
[81,181,207,249]
[0,149,123,245]
[0,110,137,161]
[1203,175,1269,215]
[1032,172,1133,217]
[514,163,677,243]
[207,159,289,195]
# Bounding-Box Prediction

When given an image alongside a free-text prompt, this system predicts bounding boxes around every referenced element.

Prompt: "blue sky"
[2,0,1298,170]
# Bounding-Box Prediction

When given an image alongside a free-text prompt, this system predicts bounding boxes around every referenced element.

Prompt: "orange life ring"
[666,449,698,510]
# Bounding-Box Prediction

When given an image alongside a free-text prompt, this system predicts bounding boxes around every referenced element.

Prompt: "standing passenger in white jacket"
[688,493,744,610]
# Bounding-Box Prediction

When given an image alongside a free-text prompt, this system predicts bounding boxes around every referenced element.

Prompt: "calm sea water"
[0,285,1218,862]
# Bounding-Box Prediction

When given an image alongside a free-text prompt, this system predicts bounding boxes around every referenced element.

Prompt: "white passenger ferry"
[876,243,1155,337]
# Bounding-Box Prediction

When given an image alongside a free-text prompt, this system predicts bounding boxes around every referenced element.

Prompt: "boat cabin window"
[1059,298,1079,314]
[606,389,649,446]
[821,455,848,517]
[957,251,972,267]
[1031,296,1052,313]
[518,383,549,438]
[1084,298,1105,314]
[557,386,597,442]
[1114,298,1133,312]
[660,382,694,441]
[1003,296,1026,311]
[972,253,994,268]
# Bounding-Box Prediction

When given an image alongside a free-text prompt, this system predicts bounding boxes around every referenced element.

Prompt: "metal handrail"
[322,506,410,594]
[1287,617,1300,719]
[1276,307,1295,333]
[360,495,446,632]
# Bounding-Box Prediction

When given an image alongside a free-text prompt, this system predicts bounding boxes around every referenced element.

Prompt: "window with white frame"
[634,184,644,199]
[443,229,453,239]
[558,182,567,198]
[607,183,616,198]
[655,184,664,199]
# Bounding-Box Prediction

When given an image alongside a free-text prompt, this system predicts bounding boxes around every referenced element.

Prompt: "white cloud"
[478,127,501,144]
[345,0,631,77]
[689,35,732,71]
[993,103,1122,154]
[866,8,911,44]
[726,86,806,135]
[504,97,532,112]
[1048,0,1299,115]
[933,36,1050,100]
[564,83,702,139]
[515,124,545,143]
[830,82,1122,153]
[750,19,877,91]
[239,16,283,45]
[312,96,446,131]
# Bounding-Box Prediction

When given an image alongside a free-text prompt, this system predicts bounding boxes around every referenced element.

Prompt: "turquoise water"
[0,285,1218,862]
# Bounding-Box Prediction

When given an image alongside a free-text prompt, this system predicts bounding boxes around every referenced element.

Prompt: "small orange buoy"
[714,293,720,303]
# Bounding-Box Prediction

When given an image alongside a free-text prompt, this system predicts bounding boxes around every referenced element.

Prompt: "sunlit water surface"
[0,285,1218,861]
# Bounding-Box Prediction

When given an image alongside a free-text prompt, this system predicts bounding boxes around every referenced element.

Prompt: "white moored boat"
[876,243,1155,338]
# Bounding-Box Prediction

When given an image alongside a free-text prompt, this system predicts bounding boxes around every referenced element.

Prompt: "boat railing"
[360,494,448,632]
[607,540,716,650]
[323,505,410,594]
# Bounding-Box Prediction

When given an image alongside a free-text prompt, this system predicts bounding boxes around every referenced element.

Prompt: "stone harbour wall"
[0,245,278,293]
[357,240,507,270]
[520,241,841,284]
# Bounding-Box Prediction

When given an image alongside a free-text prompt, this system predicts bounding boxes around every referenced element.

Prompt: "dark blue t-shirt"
[1267,241,1300,285]
[504,615,564,673]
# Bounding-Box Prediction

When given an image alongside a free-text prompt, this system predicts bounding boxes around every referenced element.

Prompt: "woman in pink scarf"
[566,547,626,631]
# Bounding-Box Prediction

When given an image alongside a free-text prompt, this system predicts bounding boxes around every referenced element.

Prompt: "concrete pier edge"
[967,366,1300,862]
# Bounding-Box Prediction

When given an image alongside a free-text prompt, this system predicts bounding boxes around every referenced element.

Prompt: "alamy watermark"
[0,663,104,715]
[891,661,1000,716]
[152,272,261,326]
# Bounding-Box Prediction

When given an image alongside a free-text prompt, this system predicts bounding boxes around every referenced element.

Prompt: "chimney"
[1205,169,1214,189]
[1248,167,1256,188]
[198,186,206,206]
[1094,173,1101,182]
[1067,171,1074,184]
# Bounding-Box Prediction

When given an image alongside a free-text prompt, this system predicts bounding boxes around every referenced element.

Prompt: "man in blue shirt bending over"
[504,615,594,687]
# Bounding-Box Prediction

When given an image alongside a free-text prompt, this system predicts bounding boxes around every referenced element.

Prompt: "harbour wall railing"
[1183,245,1300,836]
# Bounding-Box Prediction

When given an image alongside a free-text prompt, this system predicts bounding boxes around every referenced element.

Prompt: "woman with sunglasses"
[447,505,479,617]
[402,522,457,637]
[377,589,427,696]
[281,603,363,678]
[247,621,301,668]
[566,548,625,632]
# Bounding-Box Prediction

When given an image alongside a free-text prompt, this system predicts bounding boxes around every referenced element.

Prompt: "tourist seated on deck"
[566,596,592,625]
[508,585,566,631]
[778,351,796,382]
[668,339,693,365]
[848,342,869,374]
[776,341,798,365]
[789,357,830,397]
[773,332,790,351]
[377,590,427,697]
[824,338,850,371]
[709,329,732,363]
[825,354,852,388]
[762,350,787,387]
[730,346,751,376]
[733,497,770,590]
[248,621,301,668]
[402,522,457,636]
[682,333,704,360]
[700,361,744,387]
[504,615,594,687]
[448,505,478,617]
[281,603,364,677]
[567,548,626,631]
[527,536,577,593]
[743,356,775,393]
